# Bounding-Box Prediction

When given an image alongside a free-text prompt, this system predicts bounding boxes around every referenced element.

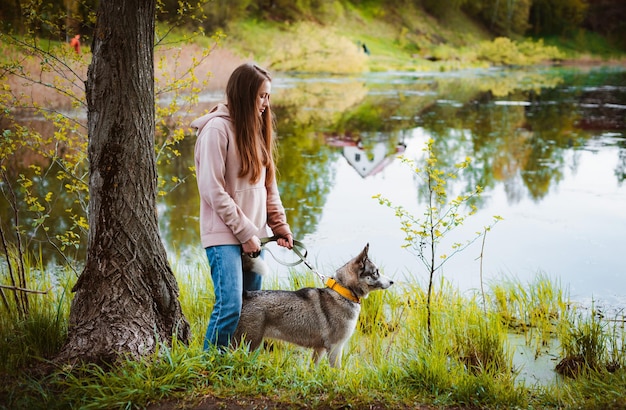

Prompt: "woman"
[192,63,293,350]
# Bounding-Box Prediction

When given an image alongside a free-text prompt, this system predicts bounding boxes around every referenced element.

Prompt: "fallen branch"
[0,284,50,294]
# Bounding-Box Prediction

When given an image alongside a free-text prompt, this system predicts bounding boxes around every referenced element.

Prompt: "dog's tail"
[242,254,270,276]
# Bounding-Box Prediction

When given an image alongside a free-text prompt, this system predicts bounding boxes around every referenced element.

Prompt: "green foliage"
[584,0,626,50]
[422,0,467,19]
[0,32,90,266]
[229,20,368,74]
[555,370,626,408]
[530,0,589,36]
[490,274,568,357]
[394,278,523,407]
[476,37,564,66]
[358,283,401,338]
[172,259,214,340]
[542,29,625,58]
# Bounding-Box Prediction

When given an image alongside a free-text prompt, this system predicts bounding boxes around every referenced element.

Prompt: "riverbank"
[3,32,625,112]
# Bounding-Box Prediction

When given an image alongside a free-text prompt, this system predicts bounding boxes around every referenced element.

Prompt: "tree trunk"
[56,0,190,365]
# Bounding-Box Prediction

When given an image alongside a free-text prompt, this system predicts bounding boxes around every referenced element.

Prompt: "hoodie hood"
[190,103,230,134]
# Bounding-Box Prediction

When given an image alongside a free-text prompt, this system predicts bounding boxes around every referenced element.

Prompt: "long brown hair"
[226,63,276,184]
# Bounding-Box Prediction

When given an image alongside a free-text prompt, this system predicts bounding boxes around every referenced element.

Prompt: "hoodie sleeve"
[265,175,292,238]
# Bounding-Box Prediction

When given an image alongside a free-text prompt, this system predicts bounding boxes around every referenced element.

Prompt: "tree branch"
[0,284,50,294]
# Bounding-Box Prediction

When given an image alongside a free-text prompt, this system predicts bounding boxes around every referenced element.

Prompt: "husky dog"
[234,244,393,367]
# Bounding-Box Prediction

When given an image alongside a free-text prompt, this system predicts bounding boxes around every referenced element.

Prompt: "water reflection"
[2,67,626,307]
[326,134,407,178]
[266,67,626,306]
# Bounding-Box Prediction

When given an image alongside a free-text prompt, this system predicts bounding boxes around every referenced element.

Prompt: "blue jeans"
[203,245,263,350]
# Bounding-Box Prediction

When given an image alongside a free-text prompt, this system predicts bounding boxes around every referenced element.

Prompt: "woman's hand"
[242,235,262,257]
[276,234,293,249]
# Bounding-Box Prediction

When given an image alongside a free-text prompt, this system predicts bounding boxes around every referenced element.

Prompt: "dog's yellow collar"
[325,278,360,304]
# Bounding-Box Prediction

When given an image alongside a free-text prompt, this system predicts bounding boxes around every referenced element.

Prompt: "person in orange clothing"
[69,34,81,54]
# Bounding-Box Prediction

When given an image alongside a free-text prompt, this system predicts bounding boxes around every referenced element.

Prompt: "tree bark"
[56,0,190,365]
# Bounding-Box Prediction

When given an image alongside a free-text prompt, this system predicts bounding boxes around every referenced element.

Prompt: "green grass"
[218,6,615,75]
[540,29,625,59]
[0,254,73,373]
[2,259,626,409]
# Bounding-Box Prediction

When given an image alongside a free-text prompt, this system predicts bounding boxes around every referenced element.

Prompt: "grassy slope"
[221,4,494,73]
[217,4,623,74]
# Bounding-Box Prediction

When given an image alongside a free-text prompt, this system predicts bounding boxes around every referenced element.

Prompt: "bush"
[232,21,369,74]
[476,37,564,66]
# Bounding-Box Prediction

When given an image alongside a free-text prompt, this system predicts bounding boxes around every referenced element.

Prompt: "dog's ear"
[357,243,369,264]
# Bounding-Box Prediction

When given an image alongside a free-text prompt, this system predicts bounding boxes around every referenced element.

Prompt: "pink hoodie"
[192,104,291,248]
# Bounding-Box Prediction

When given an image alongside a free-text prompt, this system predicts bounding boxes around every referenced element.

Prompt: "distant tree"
[55,0,190,364]
[422,0,467,19]
[0,0,96,40]
[583,0,626,49]
[529,0,588,36]
[0,0,23,32]
[199,0,251,31]
[463,0,531,36]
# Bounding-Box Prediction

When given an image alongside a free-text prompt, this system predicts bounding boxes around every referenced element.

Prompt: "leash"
[260,236,360,303]
[260,235,325,281]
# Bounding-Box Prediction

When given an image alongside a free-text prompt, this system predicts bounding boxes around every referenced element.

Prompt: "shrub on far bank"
[229,20,369,74]
[475,37,564,66]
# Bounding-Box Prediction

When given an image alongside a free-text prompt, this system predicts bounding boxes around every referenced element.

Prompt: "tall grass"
[1,259,625,409]
[0,253,74,373]
[490,273,568,352]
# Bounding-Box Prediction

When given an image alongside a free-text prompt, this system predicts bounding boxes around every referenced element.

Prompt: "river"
[162,66,626,312]
[3,65,626,313]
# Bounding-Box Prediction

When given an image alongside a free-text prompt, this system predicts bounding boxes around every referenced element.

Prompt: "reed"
[554,301,625,380]
[489,273,567,352]
[0,253,74,373]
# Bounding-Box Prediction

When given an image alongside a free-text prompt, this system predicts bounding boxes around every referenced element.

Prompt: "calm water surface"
[4,66,625,311]
[164,66,626,310]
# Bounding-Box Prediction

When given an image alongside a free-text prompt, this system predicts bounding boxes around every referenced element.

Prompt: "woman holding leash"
[192,63,293,350]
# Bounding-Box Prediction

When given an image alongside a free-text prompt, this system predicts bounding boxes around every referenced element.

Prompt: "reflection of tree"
[417,79,599,204]
[411,70,571,206]
[457,92,532,204]
[272,77,413,238]
[521,88,588,200]
[417,103,489,209]
[570,68,626,186]
[273,113,338,238]
[336,97,419,136]
[273,77,368,128]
